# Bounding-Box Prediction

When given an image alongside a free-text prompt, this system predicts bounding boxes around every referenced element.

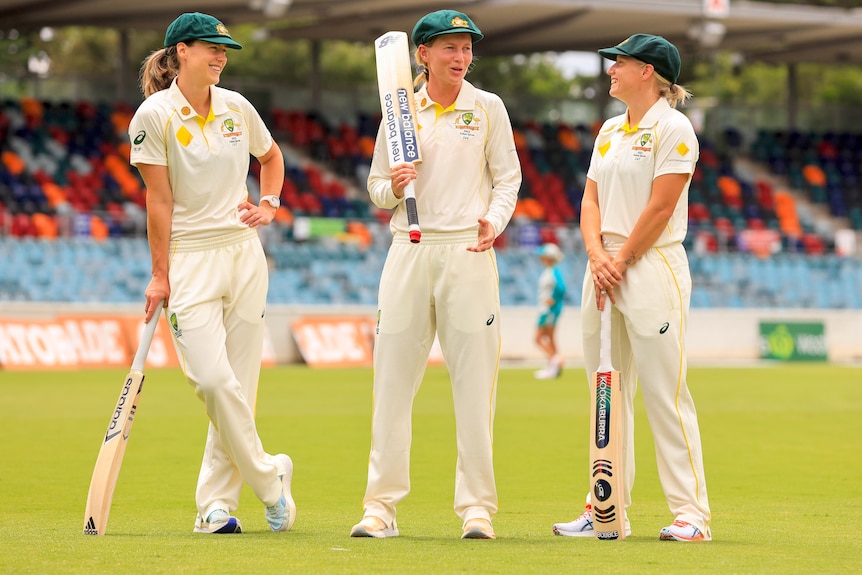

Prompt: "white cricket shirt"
[587,97,698,247]
[129,78,272,241]
[368,80,521,237]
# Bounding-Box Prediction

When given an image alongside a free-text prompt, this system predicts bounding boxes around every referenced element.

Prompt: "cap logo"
[451,16,470,28]
[216,23,230,36]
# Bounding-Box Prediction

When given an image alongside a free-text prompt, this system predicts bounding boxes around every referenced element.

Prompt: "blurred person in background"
[350,9,521,540]
[552,34,711,542]
[533,242,567,379]
[130,12,295,535]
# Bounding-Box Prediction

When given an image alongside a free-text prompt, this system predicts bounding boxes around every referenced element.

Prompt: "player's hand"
[390,163,417,199]
[596,285,616,309]
[144,278,169,323]
[467,218,496,252]
[589,250,623,291]
[238,200,276,227]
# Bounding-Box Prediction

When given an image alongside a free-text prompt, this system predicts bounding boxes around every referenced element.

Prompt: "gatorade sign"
[291,316,444,367]
[291,317,375,367]
[0,315,178,370]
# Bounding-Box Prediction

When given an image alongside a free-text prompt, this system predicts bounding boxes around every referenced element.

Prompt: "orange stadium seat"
[31,212,58,238]
[2,150,26,176]
[802,164,827,187]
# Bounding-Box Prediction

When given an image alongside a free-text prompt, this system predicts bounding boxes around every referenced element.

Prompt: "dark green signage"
[759,322,827,361]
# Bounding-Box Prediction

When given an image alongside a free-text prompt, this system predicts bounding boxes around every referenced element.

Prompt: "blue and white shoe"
[553,505,631,537]
[193,509,242,534]
[265,453,296,532]
[659,520,711,542]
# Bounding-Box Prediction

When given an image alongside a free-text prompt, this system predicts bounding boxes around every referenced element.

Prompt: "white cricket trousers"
[362,231,502,526]
[581,238,711,532]
[166,228,283,520]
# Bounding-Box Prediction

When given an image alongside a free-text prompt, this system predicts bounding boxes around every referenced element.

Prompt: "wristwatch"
[260,195,280,209]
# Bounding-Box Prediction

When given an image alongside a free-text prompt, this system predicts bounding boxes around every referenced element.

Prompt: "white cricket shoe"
[659,520,711,542]
[553,505,631,537]
[534,364,562,380]
[461,518,496,539]
[193,509,242,534]
[349,516,399,538]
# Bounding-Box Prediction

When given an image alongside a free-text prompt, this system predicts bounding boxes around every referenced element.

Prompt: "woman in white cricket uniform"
[130,12,295,535]
[552,34,712,542]
[350,9,521,540]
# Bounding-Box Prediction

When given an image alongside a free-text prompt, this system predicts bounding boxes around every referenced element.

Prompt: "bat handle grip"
[403,181,421,243]
[131,299,163,371]
[598,304,613,371]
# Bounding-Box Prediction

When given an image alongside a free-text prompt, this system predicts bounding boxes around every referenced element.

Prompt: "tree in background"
[3,20,862,115]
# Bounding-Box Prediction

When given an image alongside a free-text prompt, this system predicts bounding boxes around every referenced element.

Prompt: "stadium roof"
[5,0,862,65]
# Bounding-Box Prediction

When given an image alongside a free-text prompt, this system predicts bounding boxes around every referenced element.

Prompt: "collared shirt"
[368,80,521,237]
[129,78,272,240]
[587,97,699,247]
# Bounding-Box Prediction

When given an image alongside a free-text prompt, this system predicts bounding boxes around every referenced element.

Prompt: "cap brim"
[598,46,628,60]
[198,36,243,49]
[421,28,483,44]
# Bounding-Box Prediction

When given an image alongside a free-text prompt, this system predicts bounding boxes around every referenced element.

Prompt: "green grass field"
[1,363,860,574]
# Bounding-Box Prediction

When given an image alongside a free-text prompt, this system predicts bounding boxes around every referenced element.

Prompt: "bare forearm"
[616,205,673,266]
[146,198,172,278]
[258,140,285,199]
[616,173,688,268]
[580,185,603,261]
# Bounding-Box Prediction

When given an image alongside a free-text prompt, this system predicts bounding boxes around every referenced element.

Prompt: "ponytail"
[139,46,179,98]
[654,70,692,109]
[412,46,428,88]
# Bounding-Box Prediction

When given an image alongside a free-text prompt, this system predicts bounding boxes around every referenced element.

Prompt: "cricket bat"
[374,30,422,243]
[589,304,626,540]
[83,302,163,535]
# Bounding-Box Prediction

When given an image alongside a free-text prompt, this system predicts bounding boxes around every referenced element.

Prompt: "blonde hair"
[413,45,429,88]
[139,46,180,98]
[653,70,692,109]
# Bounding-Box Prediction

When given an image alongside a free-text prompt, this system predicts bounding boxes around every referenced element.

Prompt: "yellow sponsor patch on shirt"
[676,142,690,156]
[176,125,194,147]
[598,141,611,157]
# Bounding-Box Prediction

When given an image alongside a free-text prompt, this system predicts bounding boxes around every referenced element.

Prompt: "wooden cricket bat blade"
[374,30,422,243]
[83,371,145,535]
[83,303,161,535]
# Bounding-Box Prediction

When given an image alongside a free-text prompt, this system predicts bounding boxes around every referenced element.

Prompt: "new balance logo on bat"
[377,33,400,48]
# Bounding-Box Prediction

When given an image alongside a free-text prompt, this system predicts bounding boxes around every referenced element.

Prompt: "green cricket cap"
[411,9,483,46]
[164,12,243,50]
[598,34,680,84]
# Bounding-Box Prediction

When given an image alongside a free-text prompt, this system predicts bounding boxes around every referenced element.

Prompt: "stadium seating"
[1,97,861,308]
[751,128,862,230]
